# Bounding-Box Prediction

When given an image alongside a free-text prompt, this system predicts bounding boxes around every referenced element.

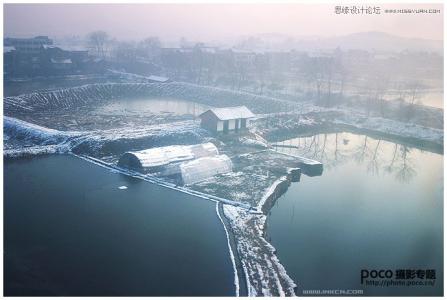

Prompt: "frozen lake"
[267,132,443,296]
[4,155,235,296]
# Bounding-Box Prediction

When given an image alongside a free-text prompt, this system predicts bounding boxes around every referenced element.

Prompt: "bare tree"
[384,143,399,173]
[408,81,423,106]
[254,54,269,95]
[354,135,370,163]
[366,140,382,175]
[394,146,416,183]
[325,57,335,107]
[356,68,389,117]
[204,52,217,86]
[374,75,389,117]
[179,37,190,48]
[138,37,161,59]
[402,80,426,120]
[88,31,109,59]
[302,57,325,104]
[112,41,138,63]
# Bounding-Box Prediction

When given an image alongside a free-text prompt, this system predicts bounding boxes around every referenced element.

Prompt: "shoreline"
[221,168,300,296]
[216,202,248,297]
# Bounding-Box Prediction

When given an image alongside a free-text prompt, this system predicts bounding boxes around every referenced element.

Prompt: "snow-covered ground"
[190,150,300,207]
[5,81,442,150]
[223,204,296,296]
[253,108,443,150]
[4,116,210,159]
[334,113,443,146]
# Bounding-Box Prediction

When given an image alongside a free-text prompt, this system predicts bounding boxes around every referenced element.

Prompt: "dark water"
[267,132,443,296]
[4,155,235,296]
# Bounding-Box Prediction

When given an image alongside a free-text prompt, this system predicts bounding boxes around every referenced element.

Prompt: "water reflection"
[267,133,443,296]
[274,132,418,183]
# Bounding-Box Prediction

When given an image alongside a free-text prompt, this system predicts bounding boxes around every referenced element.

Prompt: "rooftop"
[201,106,255,121]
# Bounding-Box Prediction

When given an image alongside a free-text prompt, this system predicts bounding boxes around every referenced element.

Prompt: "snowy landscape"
[4,3,443,297]
[4,76,443,296]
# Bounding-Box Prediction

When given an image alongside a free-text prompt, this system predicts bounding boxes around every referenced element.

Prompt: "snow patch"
[215,203,240,296]
[223,204,297,296]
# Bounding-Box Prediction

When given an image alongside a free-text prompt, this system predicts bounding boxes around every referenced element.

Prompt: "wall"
[217,120,224,132]
[228,119,236,130]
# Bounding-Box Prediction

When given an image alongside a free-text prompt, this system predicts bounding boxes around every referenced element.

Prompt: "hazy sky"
[4,3,444,42]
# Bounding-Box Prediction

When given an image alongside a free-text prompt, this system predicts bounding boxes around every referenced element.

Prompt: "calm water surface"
[268,132,443,296]
[4,155,234,296]
[96,98,209,117]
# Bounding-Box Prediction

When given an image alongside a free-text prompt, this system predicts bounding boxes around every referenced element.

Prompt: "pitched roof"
[200,106,255,120]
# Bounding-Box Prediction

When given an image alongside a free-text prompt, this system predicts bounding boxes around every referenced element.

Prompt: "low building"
[4,36,53,55]
[147,75,170,83]
[117,142,232,185]
[118,142,218,173]
[4,36,96,77]
[50,58,73,72]
[199,106,255,133]
[179,155,232,184]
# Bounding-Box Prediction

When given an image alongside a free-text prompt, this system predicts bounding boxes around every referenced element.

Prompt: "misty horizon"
[4,3,443,43]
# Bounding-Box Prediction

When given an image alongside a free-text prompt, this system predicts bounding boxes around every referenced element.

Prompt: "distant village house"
[3,36,100,77]
[199,106,255,133]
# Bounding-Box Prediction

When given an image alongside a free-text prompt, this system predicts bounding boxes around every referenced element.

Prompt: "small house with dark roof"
[198,106,255,133]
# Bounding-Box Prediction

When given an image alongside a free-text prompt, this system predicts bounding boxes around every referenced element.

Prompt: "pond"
[267,132,443,296]
[417,90,443,109]
[4,155,235,296]
[95,97,210,117]
[14,97,211,131]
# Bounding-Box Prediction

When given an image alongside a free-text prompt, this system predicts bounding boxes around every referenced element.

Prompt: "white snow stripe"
[215,203,240,297]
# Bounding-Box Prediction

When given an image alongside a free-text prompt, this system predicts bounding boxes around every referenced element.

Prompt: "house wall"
[216,120,223,132]
[228,119,236,130]
[200,110,252,134]
[200,111,219,132]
